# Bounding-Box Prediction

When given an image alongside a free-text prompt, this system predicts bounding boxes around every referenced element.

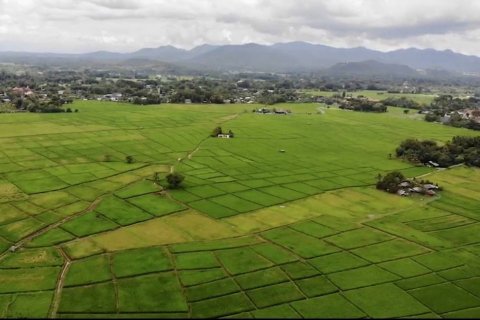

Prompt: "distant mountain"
[382,48,480,73]
[183,43,301,72]
[324,60,420,78]
[271,42,383,69]
[1,42,480,74]
[130,45,189,62]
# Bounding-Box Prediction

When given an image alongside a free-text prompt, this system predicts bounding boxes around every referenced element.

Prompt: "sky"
[1,0,480,55]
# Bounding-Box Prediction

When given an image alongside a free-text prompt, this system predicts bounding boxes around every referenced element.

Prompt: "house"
[11,86,34,96]
[397,189,409,196]
[425,190,436,196]
[423,184,438,190]
[185,99,192,104]
[217,134,231,139]
[411,187,423,193]
[399,181,411,188]
[256,108,272,114]
[441,115,451,124]
[103,93,123,101]
[428,161,440,167]
[274,109,288,115]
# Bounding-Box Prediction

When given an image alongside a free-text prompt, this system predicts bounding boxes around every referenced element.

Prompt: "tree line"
[396,136,480,167]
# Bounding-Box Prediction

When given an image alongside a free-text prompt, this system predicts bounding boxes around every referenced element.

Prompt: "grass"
[0,267,60,293]
[395,273,447,290]
[27,228,76,247]
[324,227,393,249]
[291,293,366,318]
[60,212,119,237]
[378,258,431,278]
[186,278,240,302]
[351,239,429,263]
[112,247,172,278]
[309,251,369,273]
[343,283,430,318]
[251,304,300,318]
[327,265,400,290]
[126,194,186,217]
[179,268,228,287]
[408,283,480,314]
[64,255,112,287]
[216,247,274,275]
[246,282,305,308]
[95,196,153,225]
[0,247,63,268]
[6,291,54,318]
[234,267,289,290]
[59,282,116,313]
[0,101,479,318]
[190,292,254,318]
[262,228,340,258]
[295,275,338,297]
[280,261,320,280]
[114,180,161,198]
[174,251,219,270]
[117,273,188,313]
[289,220,337,238]
[250,243,299,264]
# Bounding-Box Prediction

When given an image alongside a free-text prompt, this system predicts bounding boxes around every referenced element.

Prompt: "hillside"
[1,42,480,74]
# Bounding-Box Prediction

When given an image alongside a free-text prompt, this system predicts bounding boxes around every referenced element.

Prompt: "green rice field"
[0,101,479,318]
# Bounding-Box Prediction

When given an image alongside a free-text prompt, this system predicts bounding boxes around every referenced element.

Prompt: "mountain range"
[1,42,480,76]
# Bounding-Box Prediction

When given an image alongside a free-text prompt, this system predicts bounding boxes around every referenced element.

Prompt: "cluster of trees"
[376,171,440,194]
[423,95,480,131]
[339,98,387,113]
[153,171,185,189]
[9,94,74,113]
[382,97,422,109]
[256,89,297,105]
[430,95,479,112]
[376,171,406,194]
[210,126,234,137]
[396,136,480,167]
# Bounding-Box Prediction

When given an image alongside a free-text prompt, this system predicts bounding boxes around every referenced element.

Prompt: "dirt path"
[49,248,71,318]
[174,112,240,166]
[1,196,104,259]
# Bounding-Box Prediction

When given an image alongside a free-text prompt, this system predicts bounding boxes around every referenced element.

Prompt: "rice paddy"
[0,101,479,318]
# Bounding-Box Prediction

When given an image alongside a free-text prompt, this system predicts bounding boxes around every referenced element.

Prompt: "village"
[395,179,441,197]
[376,171,442,197]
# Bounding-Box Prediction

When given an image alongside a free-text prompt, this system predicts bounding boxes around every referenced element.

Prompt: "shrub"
[166,172,185,189]
[376,171,405,194]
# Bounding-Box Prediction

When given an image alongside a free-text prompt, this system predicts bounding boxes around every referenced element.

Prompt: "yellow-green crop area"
[300,89,437,105]
[0,101,479,318]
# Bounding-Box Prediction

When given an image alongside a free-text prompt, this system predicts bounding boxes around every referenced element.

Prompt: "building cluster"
[255,108,291,115]
[396,180,440,197]
[441,109,480,124]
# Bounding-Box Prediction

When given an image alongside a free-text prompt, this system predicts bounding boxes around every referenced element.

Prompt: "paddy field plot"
[0,101,478,318]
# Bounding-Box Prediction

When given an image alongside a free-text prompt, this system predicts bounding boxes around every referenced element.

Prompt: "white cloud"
[1,0,480,55]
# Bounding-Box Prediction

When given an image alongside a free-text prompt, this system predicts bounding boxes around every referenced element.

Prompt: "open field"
[299,89,437,105]
[0,101,479,318]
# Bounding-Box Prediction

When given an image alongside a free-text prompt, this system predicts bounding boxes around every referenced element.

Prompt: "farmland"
[0,100,479,318]
[300,89,437,105]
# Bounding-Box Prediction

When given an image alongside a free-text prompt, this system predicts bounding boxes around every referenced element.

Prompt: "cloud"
[0,0,480,55]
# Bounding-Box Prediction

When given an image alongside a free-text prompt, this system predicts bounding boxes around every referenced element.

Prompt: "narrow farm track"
[176,112,240,165]
[5,163,151,196]
[49,248,72,318]
[0,196,104,258]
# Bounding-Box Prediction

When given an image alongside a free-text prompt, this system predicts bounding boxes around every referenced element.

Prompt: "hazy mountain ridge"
[1,42,479,74]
